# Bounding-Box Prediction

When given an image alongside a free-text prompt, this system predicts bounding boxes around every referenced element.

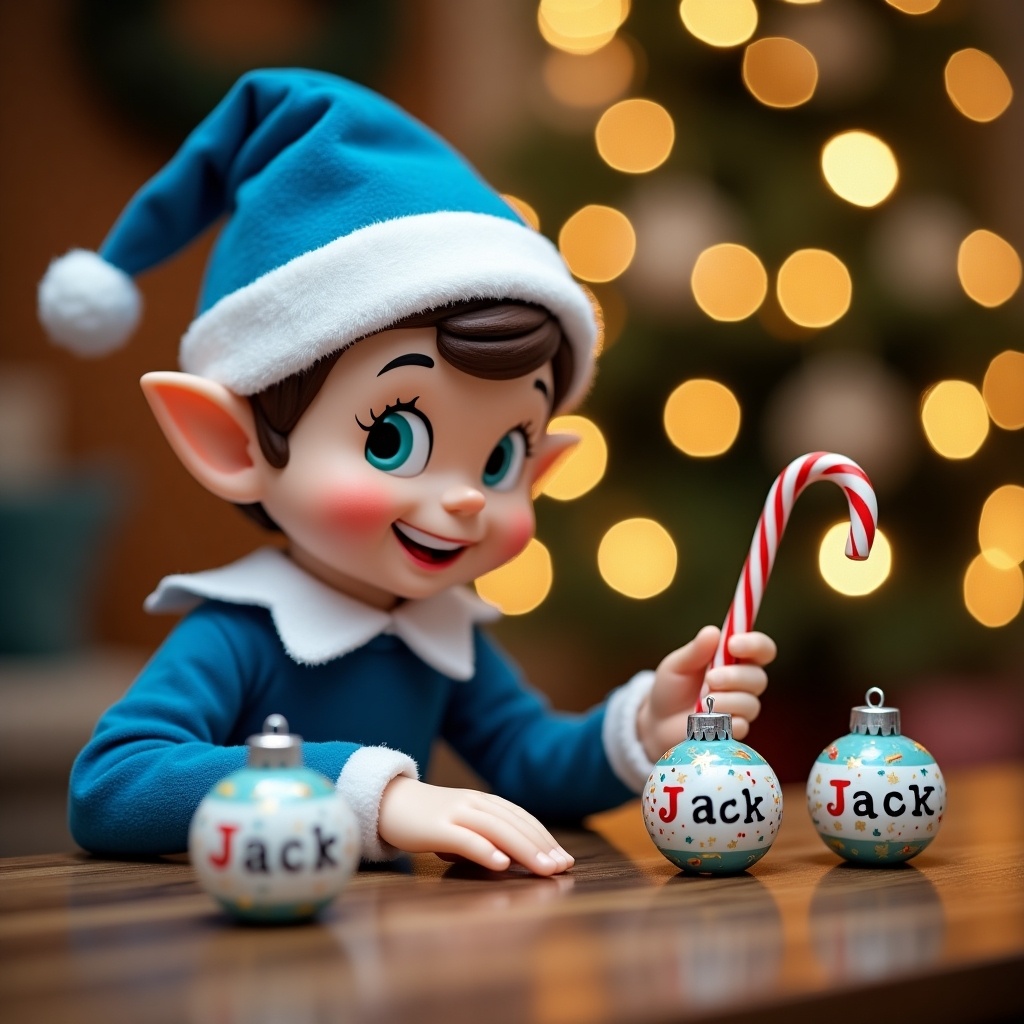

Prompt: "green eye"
[483,430,527,490]
[364,408,432,476]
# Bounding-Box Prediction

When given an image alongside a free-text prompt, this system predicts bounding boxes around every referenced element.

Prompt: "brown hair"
[240,300,572,530]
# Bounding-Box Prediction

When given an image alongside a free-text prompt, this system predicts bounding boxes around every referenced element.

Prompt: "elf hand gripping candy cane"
[698,451,877,710]
[638,451,877,766]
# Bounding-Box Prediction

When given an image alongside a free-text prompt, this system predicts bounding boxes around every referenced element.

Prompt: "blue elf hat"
[38,68,597,409]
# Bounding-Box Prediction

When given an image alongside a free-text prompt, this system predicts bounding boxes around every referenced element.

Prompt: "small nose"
[442,485,486,516]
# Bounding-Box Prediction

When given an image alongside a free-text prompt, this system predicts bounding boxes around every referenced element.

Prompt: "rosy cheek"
[319,480,397,533]
[496,506,535,562]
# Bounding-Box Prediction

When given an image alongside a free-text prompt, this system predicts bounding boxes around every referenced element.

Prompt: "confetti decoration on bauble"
[643,698,783,875]
[807,688,945,864]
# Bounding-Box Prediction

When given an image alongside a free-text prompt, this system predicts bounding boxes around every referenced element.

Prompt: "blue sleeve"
[68,603,360,855]
[441,630,635,821]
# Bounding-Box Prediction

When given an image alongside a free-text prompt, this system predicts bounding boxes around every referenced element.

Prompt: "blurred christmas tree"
[479,0,1023,743]
[49,0,1021,775]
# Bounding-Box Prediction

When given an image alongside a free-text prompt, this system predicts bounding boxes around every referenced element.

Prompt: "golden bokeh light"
[819,523,892,596]
[821,130,899,208]
[920,380,989,459]
[559,204,636,282]
[679,0,757,48]
[957,229,1022,308]
[664,379,741,457]
[691,243,768,321]
[776,249,852,328]
[886,0,941,14]
[501,194,540,231]
[598,518,678,599]
[538,415,608,500]
[742,37,818,109]
[596,98,675,174]
[538,0,630,55]
[983,350,1024,430]
[963,554,1023,628]
[475,538,553,615]
[543,36,634,108]
[945,48,1013,123]
[979,485,1024,568]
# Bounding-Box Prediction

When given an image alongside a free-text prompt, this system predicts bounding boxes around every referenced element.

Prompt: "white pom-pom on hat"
[38,249,142,357]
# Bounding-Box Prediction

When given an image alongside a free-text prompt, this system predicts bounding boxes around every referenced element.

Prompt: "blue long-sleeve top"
[70,597,648,857]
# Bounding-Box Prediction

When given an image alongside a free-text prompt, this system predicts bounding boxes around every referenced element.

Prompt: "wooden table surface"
[1,762,1022,1024]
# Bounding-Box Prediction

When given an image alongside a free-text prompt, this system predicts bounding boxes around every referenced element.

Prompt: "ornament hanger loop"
[705,696,715,714]
[865,687,885,708]
[264,714,289,734]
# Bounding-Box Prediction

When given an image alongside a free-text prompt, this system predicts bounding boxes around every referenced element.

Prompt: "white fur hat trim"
[181,212,598,409]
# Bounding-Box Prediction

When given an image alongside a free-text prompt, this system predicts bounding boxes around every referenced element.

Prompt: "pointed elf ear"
[140,371,265,504]
[531,432,579,496]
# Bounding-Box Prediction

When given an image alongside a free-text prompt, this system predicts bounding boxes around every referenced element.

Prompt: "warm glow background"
[1,1,1022,853]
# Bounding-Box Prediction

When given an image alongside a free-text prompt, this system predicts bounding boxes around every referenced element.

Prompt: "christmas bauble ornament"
[189,714,360,921]
[643,698,783,875]
[807,688,945,864]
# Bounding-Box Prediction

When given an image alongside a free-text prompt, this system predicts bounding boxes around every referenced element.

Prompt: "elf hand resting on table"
[42,69,776,877]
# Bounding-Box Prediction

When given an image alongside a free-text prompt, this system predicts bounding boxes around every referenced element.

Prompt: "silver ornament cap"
[247,714,303,768]
[849,687,901,737]
[686,696,733,741]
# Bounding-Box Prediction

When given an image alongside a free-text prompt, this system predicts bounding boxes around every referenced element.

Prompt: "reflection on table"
[0,763,1022,1024]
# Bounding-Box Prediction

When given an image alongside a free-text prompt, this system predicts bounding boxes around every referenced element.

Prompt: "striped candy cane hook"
[697,452,878,711]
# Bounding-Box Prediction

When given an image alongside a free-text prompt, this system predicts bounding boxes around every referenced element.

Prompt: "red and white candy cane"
[697,451,878,711]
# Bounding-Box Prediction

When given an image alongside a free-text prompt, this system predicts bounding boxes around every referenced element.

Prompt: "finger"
[657,626,720,678]
[730,716,751,740]
[457,808,571,875]
[437,825,514,872]
[726,631,777,665]
[698,691,761,725]
[492,806,574,871]
[462,794,574,869]
[704,664,768,696]
[470,799,572,871]
[474,793,563,853]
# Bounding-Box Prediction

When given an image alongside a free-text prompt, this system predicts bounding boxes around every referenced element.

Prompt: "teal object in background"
[189,715,360,922]
[807,689,945,865]
[643,699,783,875]
[0,470,119,655]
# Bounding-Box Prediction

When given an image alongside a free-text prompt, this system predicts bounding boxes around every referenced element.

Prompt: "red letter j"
[209,824,240,868]
[826,779,850,816]
[659,786,685,823]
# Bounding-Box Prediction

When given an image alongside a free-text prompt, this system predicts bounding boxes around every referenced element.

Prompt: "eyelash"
[514,421,537,458]
[355,397,423,432]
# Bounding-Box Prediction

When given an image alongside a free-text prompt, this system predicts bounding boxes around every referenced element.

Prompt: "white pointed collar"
[144,547,500,680]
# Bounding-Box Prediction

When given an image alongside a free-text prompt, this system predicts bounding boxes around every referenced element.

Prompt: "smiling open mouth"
[392,522,468,568]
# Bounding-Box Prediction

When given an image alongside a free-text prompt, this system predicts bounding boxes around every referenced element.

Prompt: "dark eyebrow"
[377,353,435,376]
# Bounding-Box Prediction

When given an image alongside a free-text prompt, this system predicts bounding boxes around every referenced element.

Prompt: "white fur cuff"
[337,745,419,861]
[602,670,657,794]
